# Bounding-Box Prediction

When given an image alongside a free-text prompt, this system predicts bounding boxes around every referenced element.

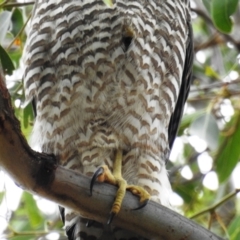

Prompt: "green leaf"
[23,103,34,129]
[205,66,220,79]
[8,47,22,68]
[215,112,240,183]
[174,181,201,205]
[10,237,34,240]
[11,8,24,36]
[22,192,43,227]
[211,0,238,33]
[189,113,219,151]
[0,44,15,75]
[228,215,240,240]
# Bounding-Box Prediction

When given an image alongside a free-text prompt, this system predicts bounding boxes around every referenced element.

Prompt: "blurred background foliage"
[0,0,240,239]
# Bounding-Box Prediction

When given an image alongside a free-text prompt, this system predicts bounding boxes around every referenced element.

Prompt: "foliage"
[203,0,239,33]
[0,0,240,239]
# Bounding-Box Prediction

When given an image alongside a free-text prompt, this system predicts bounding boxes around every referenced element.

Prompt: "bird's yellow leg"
[90,150,150,221]
[110,150,128,215]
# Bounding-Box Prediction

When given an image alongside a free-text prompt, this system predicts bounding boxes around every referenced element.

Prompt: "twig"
[7,13,32,51]
[190,79,240,93]
[191,8,240,52]
[190,189,240,219]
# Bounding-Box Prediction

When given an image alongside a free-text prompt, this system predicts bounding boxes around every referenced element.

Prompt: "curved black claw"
[90,167,104,196]
[86,219,95,228]
[132,199,149,211]
[107,212,116,225]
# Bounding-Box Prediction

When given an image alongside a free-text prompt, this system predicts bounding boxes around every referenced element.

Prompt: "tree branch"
[190,189,240,219]
[0,67,224,240]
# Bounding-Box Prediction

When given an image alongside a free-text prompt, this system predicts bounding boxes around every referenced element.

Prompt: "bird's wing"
[168,21,194,150]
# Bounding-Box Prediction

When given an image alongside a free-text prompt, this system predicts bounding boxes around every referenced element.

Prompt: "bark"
[0,67,224,240]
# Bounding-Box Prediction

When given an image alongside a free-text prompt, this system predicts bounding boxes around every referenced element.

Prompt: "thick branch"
[0,69,224,240]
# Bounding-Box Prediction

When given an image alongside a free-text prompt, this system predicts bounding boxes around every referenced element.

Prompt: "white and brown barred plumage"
[23,0,193,239]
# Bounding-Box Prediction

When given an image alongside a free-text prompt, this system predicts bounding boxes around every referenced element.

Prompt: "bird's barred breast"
[24,0,190,172]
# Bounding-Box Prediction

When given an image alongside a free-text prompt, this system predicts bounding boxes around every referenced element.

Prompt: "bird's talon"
[133,199,149,211]
[90,167,104,195]
[107,212,116,225]
[86,219,95,227]
[90,152,151,223]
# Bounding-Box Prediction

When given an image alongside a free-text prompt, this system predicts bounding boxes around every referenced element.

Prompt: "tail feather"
[59,206,148,240]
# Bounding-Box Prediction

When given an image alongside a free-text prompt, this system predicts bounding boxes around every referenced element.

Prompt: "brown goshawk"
[23,0,193,239]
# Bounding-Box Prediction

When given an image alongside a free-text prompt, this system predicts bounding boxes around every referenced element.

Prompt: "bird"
[23,0,193,239]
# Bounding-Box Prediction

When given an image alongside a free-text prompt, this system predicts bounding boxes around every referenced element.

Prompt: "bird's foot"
[90,150,150,224]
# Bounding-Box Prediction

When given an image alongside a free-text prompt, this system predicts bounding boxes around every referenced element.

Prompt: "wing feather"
[168,21,194,150]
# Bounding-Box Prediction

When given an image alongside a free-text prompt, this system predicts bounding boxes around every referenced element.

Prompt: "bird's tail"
[59,206,147,240]
[59,207,104,240]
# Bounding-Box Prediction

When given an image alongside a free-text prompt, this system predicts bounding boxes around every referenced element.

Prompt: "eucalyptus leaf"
[11,8,24,36]
[228,215,240,240]
[211,0,238,33]
[22,192,43,227]
[0,44,15,75]
[215,112,240,183]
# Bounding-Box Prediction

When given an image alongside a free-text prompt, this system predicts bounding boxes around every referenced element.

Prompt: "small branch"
[194,33,226,52]
[0,0,11,8]
[190,189,240,219]
[7,13,32,51]
[190,79,240,93]
[0,68,224,240]
[192,8,240,52]
[0,1,35,8]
